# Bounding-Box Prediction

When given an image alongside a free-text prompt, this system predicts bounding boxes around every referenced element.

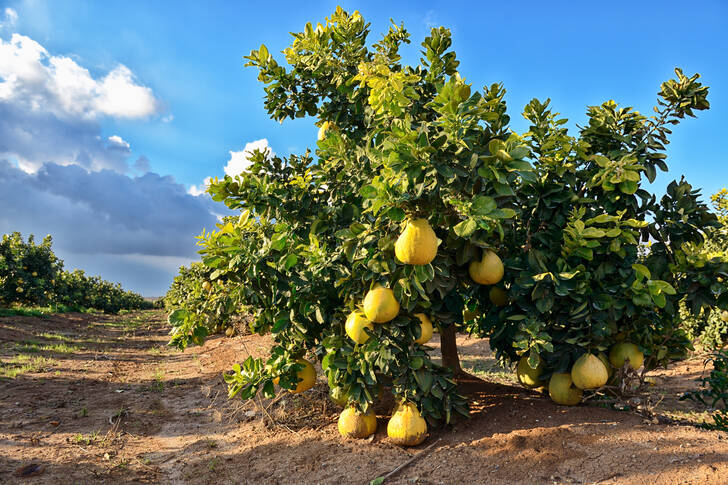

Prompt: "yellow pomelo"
[345,311,373,344]
[609,342,644,370]
[276,359,316,394]
[363,286,400,323]
[394,219,438,265]
[413,313,434,344]
[597,352,613,378]
[489,287,508,306]
[463,308,481,322]
[469,249,504,285]
[721,310,728,323]
[338,406,377,439]
[548,373,583,406]
[571,353,609,390]
[387,402,427,446]
[517,355,545,388]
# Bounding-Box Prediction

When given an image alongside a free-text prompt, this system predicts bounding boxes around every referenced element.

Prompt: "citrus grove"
[166,8,728,445]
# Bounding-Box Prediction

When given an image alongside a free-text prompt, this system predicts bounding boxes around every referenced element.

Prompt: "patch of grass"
[15,340,79,354]
[0,304,87,318]
[149,368,165,392]
[71,430,100,446]
[460,356,517,385]
[37,332,74,342]
[1,354,56,379]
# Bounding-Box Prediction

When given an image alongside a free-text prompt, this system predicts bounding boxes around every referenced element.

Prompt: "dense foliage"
[0,232,150,313]
[164,261,244,345]
[681,189,728,348]
[167,8,728,424]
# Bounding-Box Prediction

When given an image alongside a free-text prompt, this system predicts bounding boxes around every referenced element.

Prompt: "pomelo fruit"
[609,342,644,370]
[338,406,377,438]
[345,311,373,344]
[387,402,427,446]
[571,353,608,389]
[363,286,400,323]
[517,355,545,388]
[413,313,434,344]
[469,249,504,285]
[488,287,508,306]
[394,219,438,265]
[548,373,583,406]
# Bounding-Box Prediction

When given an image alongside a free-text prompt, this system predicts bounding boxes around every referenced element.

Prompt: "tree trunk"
[440,324,462,375]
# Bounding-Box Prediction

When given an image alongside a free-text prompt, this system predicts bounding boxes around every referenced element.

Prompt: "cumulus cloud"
[0,33,158,119]
[0,32,161,172]
[223,138,274,177]
[188,176,212,197]
[133,155,151,173]
[0,160,224,257]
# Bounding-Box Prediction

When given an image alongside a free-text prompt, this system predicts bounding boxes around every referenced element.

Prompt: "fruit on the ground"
[225,327,235,337]
[345,311,374,344]
[548,373,583,406]
[517,355,545,388]
[597,352,613,378]
[329,386,349,407]
[413,313,434,344]
[363,286,400,323]
[202,281,212,291]
[721,310,728,323]
[488,287,508,306]
[468,249,504,285]
[571,353,609,389]
[387,402,427,446]
[609,342,644,370]
[276,359,316,394]
[338,406,377,438]
[394,219,438,265]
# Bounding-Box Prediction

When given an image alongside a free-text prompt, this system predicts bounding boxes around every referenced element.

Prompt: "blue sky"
[1,0,726,295]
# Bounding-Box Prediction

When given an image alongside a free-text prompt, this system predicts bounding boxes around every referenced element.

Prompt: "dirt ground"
[1,310,727,485]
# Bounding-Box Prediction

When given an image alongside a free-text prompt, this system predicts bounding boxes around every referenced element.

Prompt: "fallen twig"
[370,438,442,484]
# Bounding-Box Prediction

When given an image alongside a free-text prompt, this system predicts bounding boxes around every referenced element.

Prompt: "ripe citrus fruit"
[571,353,608,389]
[548,373,583,406]
[609,342,644,370]
[338,406,377,438]
[517,355,545,388]
[488,287,508,306]
[345,311,373,344]
[363,286,400,323]
[468,249,504,285]
[394,219,438,265]
[276,359,316,394]
[387,402,427,446]
[413,313,434,344]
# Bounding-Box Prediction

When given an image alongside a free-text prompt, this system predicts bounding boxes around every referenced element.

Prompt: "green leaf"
[472,195,497,215]
[370,478,385,485]
[360,185,378,198]
[453,219,477,238]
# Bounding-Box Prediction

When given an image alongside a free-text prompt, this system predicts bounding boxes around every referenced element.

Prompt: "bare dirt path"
[1,310,727,484]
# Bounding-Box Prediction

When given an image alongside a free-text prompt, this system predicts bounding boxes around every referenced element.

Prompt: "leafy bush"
[0,232,150,313]
[681,349,728,431]
[168,8,728,423]
[164,261,244,345]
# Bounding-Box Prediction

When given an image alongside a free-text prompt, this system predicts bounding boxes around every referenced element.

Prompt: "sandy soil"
[1,310,727,485]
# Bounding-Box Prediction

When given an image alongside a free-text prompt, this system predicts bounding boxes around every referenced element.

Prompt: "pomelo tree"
[168,7,728,434]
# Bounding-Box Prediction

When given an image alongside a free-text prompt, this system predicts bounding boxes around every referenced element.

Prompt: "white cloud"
[224,138,275,177]
[0,31,162,173]
[108,135,130,148]
[0,34,158,119]
[188,176,212,196]
[162,114,174,123]
[0,8,17,29]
